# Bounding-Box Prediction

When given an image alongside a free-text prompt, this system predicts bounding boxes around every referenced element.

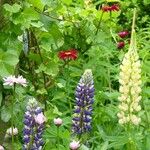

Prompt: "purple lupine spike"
[72,69,94,135]
[23,98,46,150]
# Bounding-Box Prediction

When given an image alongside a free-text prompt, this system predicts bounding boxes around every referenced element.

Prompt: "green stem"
[11,84,16,150]
[107,57,112,93]
[57,127,60,150]
[95,11,104,35]
[66,62,72,114]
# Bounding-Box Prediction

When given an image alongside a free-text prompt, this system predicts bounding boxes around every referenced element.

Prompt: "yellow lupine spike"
[117,9,142,126]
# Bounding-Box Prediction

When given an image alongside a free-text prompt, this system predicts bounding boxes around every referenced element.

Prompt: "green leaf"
[4,3,21,13]
[13,7,39,29]
[27,0,45,10]
[37,88,48,95]
[80,144,90,150]
[38,60,59,77]
[1,106,11,122]
[0,51,19,77]
[62,0,72,5]
[31,21,44,28]
[53,106,62,116]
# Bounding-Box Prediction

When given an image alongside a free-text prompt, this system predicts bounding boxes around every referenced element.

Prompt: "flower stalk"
[117,9,142,126]
[11,84,16,149]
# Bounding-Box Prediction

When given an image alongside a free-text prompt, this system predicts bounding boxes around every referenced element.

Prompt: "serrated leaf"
[4,3,21,13]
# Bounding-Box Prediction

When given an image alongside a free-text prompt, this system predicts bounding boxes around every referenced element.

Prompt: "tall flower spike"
[23,98,45,150]
[72,69,94,135]
[117,9,142,125]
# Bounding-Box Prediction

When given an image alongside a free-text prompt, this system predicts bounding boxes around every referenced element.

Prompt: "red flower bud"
[118,31,129,38]
[117,41,125,49]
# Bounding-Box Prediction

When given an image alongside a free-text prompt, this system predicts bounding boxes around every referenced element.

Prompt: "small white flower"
[0,145,4,150]
[3,75,27,87]
[53,118,63,126]
[69,140,80,150]
[6,127,18,136]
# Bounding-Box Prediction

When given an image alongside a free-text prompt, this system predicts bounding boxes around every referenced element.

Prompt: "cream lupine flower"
[117,49,142,125]
[117,11,142,126]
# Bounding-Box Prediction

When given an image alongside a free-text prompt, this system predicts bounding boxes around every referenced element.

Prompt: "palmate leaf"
[0,51,19,77]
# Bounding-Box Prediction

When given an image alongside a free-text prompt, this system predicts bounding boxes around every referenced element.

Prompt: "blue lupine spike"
[23,98,45,150]
[72,69,94,135]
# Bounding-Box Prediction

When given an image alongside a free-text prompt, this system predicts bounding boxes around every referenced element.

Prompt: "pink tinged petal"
[16,75,27,87]
[3,75,16,86]
[34,113,46,124]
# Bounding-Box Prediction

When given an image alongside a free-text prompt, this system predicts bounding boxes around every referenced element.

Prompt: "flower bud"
[118,31,129,38]
[6,127,18,136]
[0,145,4,150]
[54,118,63,126]
[69,140,80,150]
[117,41,125,49]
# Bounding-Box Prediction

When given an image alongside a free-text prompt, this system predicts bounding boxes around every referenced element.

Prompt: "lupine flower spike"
[23,98,46,150]
[117,10,142,125]
[72,69,94,135]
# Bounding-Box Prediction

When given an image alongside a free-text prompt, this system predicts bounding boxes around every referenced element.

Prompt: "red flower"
[118,31,129,38]
[101,5,111,12]
[102,4,119,12]
[58,49,78,60]
[117,41,125,49]
[111,4,119,11]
